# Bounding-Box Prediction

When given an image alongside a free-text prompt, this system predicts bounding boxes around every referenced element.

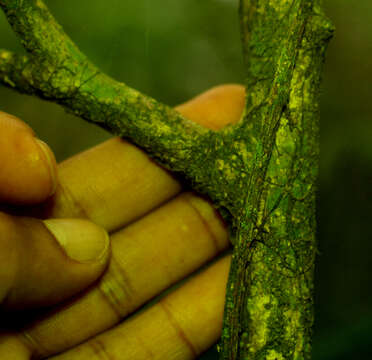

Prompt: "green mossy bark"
[0,0,333,359]
[218,1,334,359]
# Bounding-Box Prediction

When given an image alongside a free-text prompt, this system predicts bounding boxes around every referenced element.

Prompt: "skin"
[0,84,245,359]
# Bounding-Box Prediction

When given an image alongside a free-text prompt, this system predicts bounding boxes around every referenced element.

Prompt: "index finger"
[35,84,245,232]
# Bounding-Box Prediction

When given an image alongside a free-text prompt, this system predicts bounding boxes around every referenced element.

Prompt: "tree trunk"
[219,1,334,359]
[0,0,333,358]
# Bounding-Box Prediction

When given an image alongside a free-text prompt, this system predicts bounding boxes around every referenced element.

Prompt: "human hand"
[0,84,245,359]
[0,110,111,313]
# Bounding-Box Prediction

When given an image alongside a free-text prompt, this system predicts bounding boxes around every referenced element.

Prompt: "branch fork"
[0,0,333,358]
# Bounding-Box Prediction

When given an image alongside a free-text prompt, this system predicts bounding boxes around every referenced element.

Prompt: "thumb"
[0,213,110,310]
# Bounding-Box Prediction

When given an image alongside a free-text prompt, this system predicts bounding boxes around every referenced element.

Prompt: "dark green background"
[1,1,371,358]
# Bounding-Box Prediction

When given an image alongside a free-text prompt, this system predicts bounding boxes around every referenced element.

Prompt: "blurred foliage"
[0,0,371,358]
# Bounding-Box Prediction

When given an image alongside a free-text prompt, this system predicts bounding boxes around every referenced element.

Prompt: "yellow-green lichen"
[0,50,11,60]
[275,117,296,155]
[216,158,238,182]
[246,293,273,352]
[216,159,225,171]
[266,349,285,360]
[283,308,306,359]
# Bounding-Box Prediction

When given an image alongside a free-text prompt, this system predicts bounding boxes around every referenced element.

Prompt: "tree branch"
[0,0,216,194]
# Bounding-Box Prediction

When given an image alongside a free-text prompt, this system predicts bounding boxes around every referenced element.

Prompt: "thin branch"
[0,0,216,188]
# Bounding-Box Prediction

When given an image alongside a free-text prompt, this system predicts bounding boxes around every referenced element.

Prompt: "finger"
[176,84,245,130]
[13,193,229,358]
[0,212,109,310]
[0,111,57,205]
[32,84,245,232]
[50,255,231,360]
[36,137,182,232]
[1,85,242,355]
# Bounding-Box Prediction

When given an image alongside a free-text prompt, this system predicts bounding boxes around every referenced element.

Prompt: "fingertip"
[43,218,110,264]
[0,110,35,134]
[0,112,57,205]
[176,84,246,130]
[0,214,110,310]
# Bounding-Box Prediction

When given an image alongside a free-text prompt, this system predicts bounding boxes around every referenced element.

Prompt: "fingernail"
[35,139,58,196]
[43,219,110,263]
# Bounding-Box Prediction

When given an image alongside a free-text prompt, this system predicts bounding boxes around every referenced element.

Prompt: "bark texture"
[218,1,334,359]
[0,0,333,359]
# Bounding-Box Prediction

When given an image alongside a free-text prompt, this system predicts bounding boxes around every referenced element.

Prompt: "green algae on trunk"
[219,1,333,359]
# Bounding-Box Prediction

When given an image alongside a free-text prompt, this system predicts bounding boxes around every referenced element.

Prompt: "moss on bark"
[219,2,333,359]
